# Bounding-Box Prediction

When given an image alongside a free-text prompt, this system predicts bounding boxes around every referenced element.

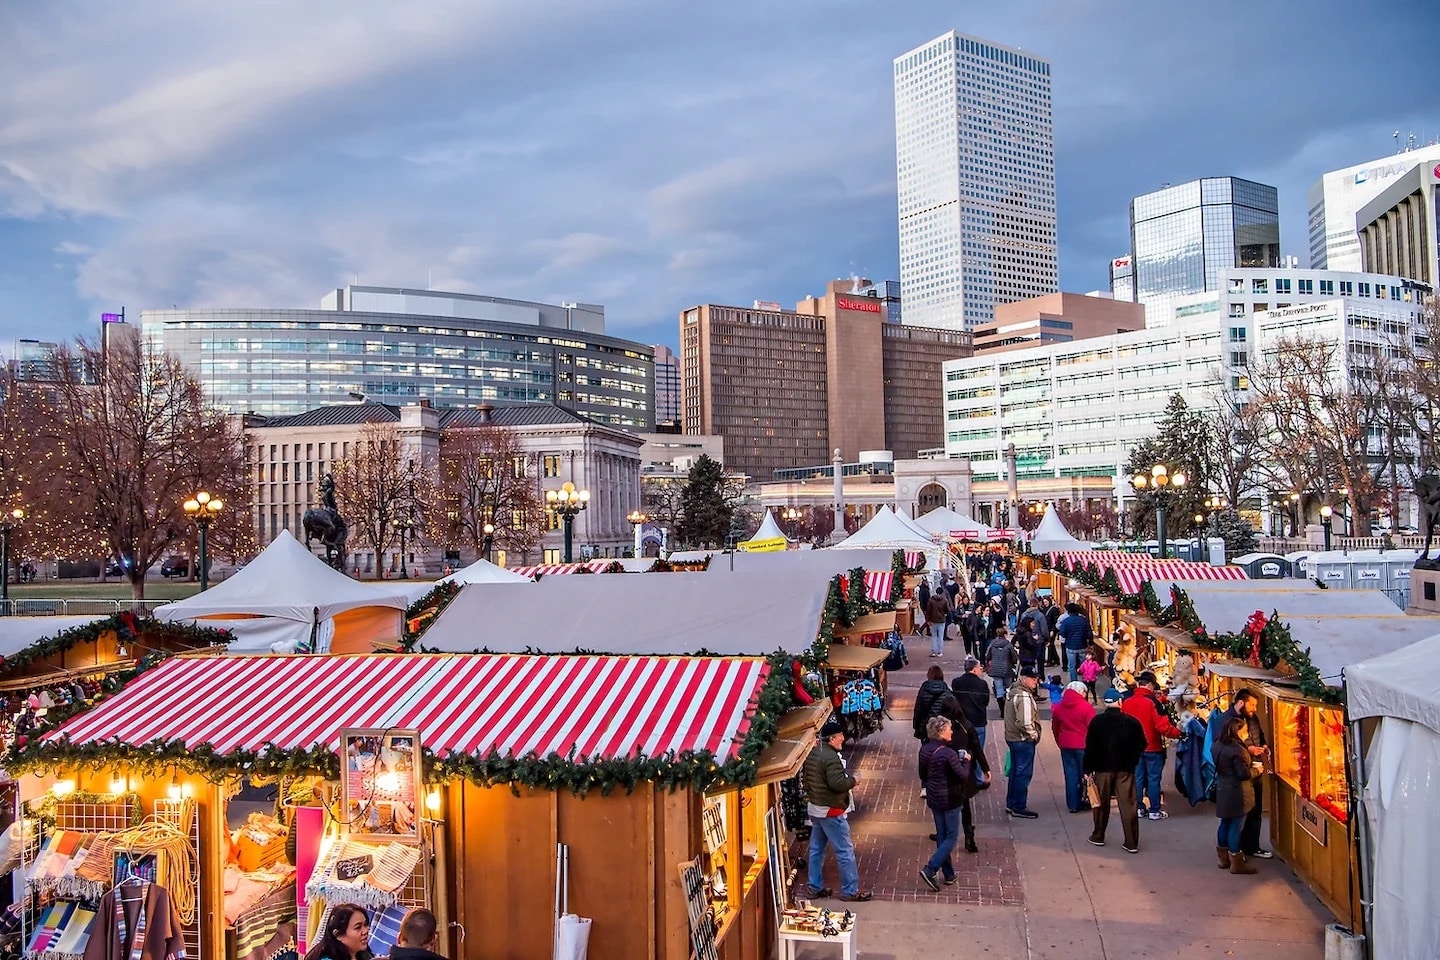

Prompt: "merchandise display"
[780,904,855,937]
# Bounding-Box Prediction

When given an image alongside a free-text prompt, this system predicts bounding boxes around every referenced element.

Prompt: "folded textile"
[50,905,96,955]
[363,843,421,894]
[366,903,407,958]
[232,881,298,960]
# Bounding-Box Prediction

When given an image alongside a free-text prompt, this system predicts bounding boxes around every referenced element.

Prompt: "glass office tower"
[894,31,1056,330]
[1130,177,1279,326]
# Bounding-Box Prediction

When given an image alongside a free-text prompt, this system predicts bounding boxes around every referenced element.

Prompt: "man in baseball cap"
[1083,686,1148,852]
[802,718,871,901]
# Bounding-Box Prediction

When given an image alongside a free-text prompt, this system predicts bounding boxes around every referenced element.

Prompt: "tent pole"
[1344,682,1372,956]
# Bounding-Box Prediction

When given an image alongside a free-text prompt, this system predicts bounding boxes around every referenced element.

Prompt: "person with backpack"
[984,626,1016,705]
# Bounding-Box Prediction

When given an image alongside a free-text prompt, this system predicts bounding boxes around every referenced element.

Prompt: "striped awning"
[1051,551,1172,568]
[863,571,894,603]
[44,654,771,763]
[1114,564,1247,594]
[903,551,926,570]
[508,560,617,578]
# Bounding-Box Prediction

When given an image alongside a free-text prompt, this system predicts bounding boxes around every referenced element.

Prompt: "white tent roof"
[1030,507,1093,553]
[894,507,936,542]
[744,510,789,545]
[0,617,106,660]
[705,547,897,579]
[913,506,996,540]
[832,506,935,551]
[153,530,410,623]
[419,570,830,655]
[442,557,533,586]
[1347,633,1440,733]
[1154,580,1440,685]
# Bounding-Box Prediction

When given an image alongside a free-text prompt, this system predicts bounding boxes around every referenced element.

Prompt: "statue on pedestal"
[303,474,349,570]
[1413,473,1440,570]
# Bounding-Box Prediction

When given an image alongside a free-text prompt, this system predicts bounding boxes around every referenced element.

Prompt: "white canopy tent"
[739,510,790,551]
[894,506,936,542]
[1029,506,1094,553]
[1346,634,1440,960]
[419,570,830,655]
[913,506,996,542]
[398,556,537,603]
[832,506,947,569]
[153,530,410,654]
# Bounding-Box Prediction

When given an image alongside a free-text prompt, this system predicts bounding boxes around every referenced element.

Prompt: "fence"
[0,599,169,617]
[1257,535,1426,554]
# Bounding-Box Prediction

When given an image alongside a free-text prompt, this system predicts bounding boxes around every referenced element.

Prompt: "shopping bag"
[1084,775,1101,808]
[946,623,964,643]
[1003,748,1012,777]
[554,843,592,960]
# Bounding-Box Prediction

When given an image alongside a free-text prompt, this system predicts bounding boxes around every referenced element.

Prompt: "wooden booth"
[10,652,833,960]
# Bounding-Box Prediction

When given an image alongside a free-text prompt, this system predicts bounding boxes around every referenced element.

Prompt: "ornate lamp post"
[782,506,802,539]
[547,481,589,563]
[626,510,649,557]
[392,513,417,578]
[1,508,23,603]
[1130,464,1186,559]
[482,521,496,563]
[1320,505,1334,551]
[182,492,223,591]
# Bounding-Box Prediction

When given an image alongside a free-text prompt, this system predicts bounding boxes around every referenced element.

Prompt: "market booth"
[153,531,410,654]
[1346,633,1440,960]
[14,651,827,960]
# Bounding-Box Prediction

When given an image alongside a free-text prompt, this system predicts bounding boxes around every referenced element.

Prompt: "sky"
[2,0,1438,352]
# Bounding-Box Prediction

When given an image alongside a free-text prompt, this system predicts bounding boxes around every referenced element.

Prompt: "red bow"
[1244,610,1267,665]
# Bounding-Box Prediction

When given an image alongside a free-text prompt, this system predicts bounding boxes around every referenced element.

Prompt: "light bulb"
[425,789,441,814]
[167,776,182,800]
[109,776,125,794]
[52,779,76,797]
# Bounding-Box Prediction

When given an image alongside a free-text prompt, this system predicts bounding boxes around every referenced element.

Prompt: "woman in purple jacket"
[917,715,972,891]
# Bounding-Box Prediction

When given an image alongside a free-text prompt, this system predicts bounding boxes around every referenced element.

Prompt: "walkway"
[792,635,1332,959]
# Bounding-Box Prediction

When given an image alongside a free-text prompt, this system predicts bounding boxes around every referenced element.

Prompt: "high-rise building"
[1357,161,1440,289]
[851,279,903,324]
[1129,177,1280,326]
[894,31,1056,331]
[681,280,972,480]
[1307,143,1440,271]
[970,292,1145,355]
[651,344,681,431]
[1109,255,1134,303]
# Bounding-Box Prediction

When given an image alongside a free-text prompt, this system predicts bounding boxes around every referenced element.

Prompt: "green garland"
[402,580,462,650]
[0,615,232,678]
[11,651,801,796]
[890,549,907,606]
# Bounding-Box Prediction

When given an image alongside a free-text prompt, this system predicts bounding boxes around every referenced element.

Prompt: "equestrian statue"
[1413,472,1440,570]
[303,473,349,571]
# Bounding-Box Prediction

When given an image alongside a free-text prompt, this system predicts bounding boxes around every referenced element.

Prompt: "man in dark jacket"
[1208,688,1273,859]
[1044,600,1063,666]
[913,666,951,742]
[1056,603,1094,681]
[1083,687,1148,852]
[951,656,992,749]
[391,908,449,960]
[917,715,972,889]
[803,719,871,901]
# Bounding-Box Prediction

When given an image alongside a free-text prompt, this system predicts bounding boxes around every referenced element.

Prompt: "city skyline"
[1,0,1437,352]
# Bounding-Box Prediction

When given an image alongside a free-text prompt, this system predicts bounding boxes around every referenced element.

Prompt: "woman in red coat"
[1051,681,1096,813]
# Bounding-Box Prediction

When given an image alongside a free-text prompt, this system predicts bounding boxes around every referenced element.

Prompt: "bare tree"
[332,422,432,576]
[1201,383,1267,511]
[39,337,248,599]
[437,424,545,561]
[640,476,686,542]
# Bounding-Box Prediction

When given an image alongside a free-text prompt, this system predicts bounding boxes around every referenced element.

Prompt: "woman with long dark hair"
[1213,716,1258,875]
[304,904,373,960]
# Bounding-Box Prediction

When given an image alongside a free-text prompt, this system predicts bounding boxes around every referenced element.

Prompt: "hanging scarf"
[113,883,149,960]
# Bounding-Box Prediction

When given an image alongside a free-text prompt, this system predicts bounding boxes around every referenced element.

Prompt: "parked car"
[104,559,127,577]
[160,556,191,578]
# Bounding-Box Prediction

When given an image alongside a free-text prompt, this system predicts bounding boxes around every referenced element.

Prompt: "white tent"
[1347,634,1440,960]
[895,506,937,543]
[1029,506,1093,553]
[833,506,929,550]
[443,557,533,586]
[739,510,790,551]
[154,530,409,654]
[913,506,996,541]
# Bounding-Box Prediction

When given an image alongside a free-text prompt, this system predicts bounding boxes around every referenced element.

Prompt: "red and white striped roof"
[903,551,926,570]
[1051,551,1172,568]
[508,560,618,578]
[863,571,894,603]
[1114,564,1247,594]
[45,654,770,763]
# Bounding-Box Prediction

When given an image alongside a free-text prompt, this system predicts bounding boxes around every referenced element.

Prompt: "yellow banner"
[738,536,788,553]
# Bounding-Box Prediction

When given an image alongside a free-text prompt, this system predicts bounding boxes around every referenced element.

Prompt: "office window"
[1376,285,1387,300]
[1252,279,1268,294]
[543,453,562,478]
[1275,278,1292,294]
[1319,280,1334,295]
[1227,327,1248,341]
[1340,281,1354,296]
[1297,279,1313,295]
[1358,282,1371,297]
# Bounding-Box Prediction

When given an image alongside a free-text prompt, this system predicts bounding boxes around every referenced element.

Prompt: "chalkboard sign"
[677,857,719,960]
[335,854,374,881]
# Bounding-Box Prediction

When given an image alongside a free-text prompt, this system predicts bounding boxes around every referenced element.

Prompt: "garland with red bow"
[1243,610,1267,665]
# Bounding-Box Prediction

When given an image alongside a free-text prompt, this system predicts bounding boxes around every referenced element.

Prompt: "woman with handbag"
[1213,716,1260,875]
[917,715,972,890]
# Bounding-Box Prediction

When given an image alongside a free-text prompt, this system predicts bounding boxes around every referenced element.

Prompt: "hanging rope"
[111,814,199,924]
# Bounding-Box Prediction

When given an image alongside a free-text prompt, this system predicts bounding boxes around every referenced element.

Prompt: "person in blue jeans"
[1121,671,1183,819]
[917,715,972,890]
[1050,681,1095,813]
[1002,667,1043,818]
[803,719,872,901]
[1056,603,1093,682]
[1212,716,1259,874]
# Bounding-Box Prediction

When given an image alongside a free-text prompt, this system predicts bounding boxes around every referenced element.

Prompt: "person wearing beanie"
[1083,687,1148,852]
[1051,681,1096,813]
[1002,665,1043,818]
[802,718,871,901]
[951,656,992,750]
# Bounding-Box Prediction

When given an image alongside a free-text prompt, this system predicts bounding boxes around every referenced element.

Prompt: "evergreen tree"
[1123,394,1212,540]
[677,455,733,548]
[1204,507,1259,558]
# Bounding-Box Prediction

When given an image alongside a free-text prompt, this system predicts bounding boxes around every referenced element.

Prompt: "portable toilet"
[1233,553,1291,579]
[1285,551,1311,578]
[1308,551,1353,588]
[1349,551,1387,591]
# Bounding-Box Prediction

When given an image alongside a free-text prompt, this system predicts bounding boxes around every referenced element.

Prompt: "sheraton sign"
[836,295,883,314]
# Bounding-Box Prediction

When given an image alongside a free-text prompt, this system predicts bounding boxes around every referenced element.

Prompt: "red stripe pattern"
[45,655,771,763]
[1114,564,1247,594]
[508,560,617,578]
[863,571,894,603]
[903,551,926,570]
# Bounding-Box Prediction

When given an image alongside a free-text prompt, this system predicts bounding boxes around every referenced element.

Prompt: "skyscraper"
[893,31,1056,331]
[1129,177,1280,326]
[1307,143,1440,271]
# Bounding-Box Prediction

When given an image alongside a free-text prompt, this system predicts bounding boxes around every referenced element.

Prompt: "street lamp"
[1130,464,1186,558]
[626,510,648,557]
[482,521,496,563]
[1320,505,1334,551]
[182,493,223,591]
[782,506,802,539]
[392,513,416,578]
[0,508,23,604]
[546,481,590,563]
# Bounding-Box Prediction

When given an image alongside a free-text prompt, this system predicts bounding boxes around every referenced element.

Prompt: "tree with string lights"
[437,424,545,563]
[331,422,434,577]
[37,337,249,600]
